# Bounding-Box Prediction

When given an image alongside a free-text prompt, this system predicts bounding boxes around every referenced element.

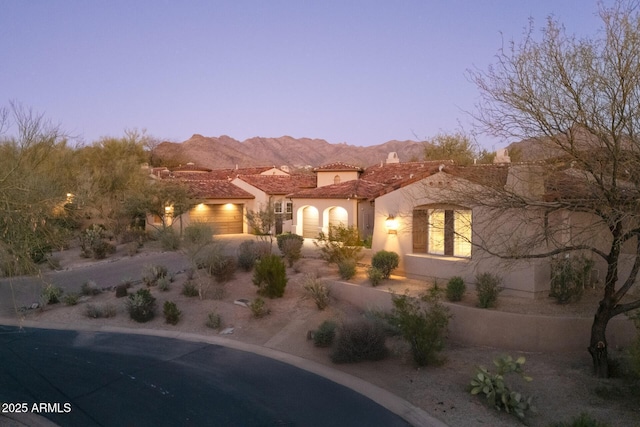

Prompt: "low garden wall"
[328,281,637,352]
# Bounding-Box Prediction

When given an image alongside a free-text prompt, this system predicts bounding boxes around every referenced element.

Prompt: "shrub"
[303,274,330,310]
[142,264,168,287]
[367,266,384,286]
[209,285,226,300]
[445,276,466,302]
[183,223,213,247]
[337,258,357,280]
[276,233,304,267]
[126,241,139,256]
[126,288,157,322]
[250,297,271,318]
[237,240,260,271]
[470,355,533,421]
[210,256,237,283]
[371,250,399,279]
[314,224,363,265]
[81,280,101,296]
[548,413,611,427]
[182,280,199,297]
[46,255,62,270]
[313,320,337,347]
[157,276,171,291]
[206,311,223,330]
[550,255,593,304]
[253,254,288,298]
[115,282,129,298]
[157,227,180,251]
[79,224,108,259]
[85,303,117,318]
[163,301,181,325]
[330,320,388,364]
[476,272,502,308]
[41,284,63,305]
[388,292,450,366]
[63,293,79,306]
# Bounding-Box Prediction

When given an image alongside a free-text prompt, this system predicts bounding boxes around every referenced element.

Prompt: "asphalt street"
[0,326,411,427]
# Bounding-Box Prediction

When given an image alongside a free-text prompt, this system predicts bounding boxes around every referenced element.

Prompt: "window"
[334,175,341,184]
[285,202,293,220]
[274,202,283,214]
[413,206,471,257]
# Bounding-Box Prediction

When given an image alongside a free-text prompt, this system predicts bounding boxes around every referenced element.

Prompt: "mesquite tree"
[466,0,640,377]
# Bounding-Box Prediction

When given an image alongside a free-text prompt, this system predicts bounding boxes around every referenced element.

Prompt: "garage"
[189,203,244,234]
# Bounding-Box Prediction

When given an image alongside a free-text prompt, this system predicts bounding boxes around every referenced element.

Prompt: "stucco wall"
[328,281,636,352]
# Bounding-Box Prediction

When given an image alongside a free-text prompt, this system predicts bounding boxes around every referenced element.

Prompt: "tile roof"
[314,162,364,172]
[289,179,388,199]
[236,175,316,195]
[182,180,255,199]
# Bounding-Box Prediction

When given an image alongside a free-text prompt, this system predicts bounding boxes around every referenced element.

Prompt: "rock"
[233,299,250,308]
[220,327,234,335]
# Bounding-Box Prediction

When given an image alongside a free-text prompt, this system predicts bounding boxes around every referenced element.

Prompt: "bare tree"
[464,0,640,376]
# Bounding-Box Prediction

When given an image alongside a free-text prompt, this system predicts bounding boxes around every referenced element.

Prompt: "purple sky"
[1,1,606,149]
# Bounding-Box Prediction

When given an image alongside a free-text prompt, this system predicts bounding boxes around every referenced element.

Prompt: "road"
[0,326,410,427]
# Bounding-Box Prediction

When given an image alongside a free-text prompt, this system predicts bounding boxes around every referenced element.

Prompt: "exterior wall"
[292,198,360,237]
[316,170,360,187]
[259,167,290,176]
[372,173,551,298]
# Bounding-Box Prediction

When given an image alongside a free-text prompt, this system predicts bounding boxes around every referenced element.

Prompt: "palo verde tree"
[0,102,75,276]
[465,0,640,376]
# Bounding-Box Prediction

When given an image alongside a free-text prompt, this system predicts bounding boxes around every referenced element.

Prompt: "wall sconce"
[385,215,398,235]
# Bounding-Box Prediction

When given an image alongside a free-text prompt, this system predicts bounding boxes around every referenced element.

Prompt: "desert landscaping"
[5,239,639,427]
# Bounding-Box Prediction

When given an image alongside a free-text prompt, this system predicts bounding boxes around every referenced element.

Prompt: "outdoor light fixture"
[385,215,398,234]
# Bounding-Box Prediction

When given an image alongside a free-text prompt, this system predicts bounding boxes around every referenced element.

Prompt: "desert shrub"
[209,285,226,300]
[330,319,388,364]
[157,227,180,251]
[79,224,108,259]
[476,272,502,308]
[367,266,384,286]
[470,355,533,421]
[183,223,213,247]
[46,255,62,270]
[314,224,363,265]
[206,311,223,329]
[550,255,593,304]
[237,240,261,271]
[41,284,63,305]
[157,276,171,291]
[388,292,450,366]
[63,293,79,306]
[337,258,357,280]
[163,301,181,325]
[142,264,168,286]
[253,254,288,298]
[115,282,130,298]
[303,274,330,310]
[126,241,139,256]
[276,233,304,267]
[446,276,466,302]
[313,320,337,347]
[182,280,199,297]
[371,250,399,279]
[126,288,157,322]
[85,303,117,319]
[250,297,271,318]
[210,256,237,283]
[548,413,611,427]
[81,280,101,296]
[91,240,109,260]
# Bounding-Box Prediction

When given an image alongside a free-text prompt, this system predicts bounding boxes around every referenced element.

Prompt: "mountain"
[154,135,425,169]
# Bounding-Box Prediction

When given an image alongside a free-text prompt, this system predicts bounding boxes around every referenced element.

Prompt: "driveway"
[0,326,412,427]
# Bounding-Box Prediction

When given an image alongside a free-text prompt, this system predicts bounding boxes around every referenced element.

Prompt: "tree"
[0,102,75,275]
[423,132,479,165]
[465,0,640,376]
[245,201,276,248]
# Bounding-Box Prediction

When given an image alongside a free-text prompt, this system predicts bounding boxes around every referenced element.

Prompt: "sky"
[1,1,610,150]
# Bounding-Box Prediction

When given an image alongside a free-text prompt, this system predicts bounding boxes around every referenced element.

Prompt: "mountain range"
[154,134,426,170]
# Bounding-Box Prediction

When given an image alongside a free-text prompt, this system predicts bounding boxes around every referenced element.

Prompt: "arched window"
[334,175,341,184]
[413,205,472,257]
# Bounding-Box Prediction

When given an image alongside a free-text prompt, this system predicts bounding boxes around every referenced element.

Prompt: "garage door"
[328,207,348,229]
[189,203,243,234]
[302,206,320,238]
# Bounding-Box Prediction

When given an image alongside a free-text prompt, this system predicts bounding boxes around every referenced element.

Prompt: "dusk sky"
[1,1,607,150]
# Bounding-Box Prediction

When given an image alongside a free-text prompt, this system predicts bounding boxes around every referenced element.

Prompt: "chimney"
[386,152,400,164]
[493,149,511,164]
